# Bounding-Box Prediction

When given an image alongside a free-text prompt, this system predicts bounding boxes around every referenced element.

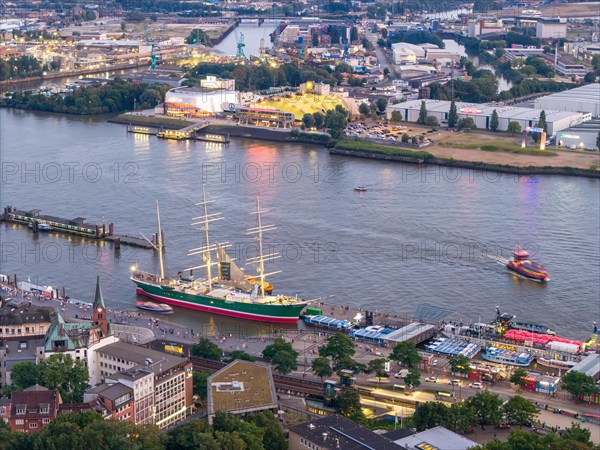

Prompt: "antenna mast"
[156,200,165,281]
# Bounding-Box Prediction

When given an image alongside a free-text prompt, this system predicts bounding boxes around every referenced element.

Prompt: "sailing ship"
[130,191,310,323]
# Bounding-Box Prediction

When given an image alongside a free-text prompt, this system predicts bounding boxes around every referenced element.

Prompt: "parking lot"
[344,121,435,145]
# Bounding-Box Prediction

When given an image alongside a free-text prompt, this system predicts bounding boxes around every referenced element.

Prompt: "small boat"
[507,247,549,282]
[135,300,174,314]
[510,320,555,335]
[354,186,367,192]
[28,222,50,231]
[536,357,578,370]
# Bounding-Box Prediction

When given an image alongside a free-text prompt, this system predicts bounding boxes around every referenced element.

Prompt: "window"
[15,419,24,425]
[42,418,50,424]
[16,407,26,415]
[29,423,38,429]
[40,406,49,414]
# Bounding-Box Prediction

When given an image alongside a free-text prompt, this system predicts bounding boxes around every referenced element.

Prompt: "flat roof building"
[165,86,238,118]
[207,360,278,424]
[392,425,479,450]
[387,99,590,135]
[534,84,600,117]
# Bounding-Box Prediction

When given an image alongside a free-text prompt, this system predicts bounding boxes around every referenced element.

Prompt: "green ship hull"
[133,279,306,323]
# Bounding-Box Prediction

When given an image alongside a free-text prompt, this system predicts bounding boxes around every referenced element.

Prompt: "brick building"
[0,385,62,432]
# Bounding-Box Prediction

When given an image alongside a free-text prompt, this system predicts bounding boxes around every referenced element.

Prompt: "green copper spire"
[93,275,105,310]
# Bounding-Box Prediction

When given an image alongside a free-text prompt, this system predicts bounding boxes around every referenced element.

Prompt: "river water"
[0,109,598,339]
[214,23,275,57]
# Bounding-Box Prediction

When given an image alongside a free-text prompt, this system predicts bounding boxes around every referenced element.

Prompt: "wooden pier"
[1,206,158,250]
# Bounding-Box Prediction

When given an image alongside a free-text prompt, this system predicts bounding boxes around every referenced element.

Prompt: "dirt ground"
[426,129,600,170]
[501,2,600,17]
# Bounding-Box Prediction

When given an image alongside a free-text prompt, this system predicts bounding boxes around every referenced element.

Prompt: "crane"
[144,23,160,70]
[234,29,245,59]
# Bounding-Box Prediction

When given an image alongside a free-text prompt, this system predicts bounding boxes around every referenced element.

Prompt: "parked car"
[469,382,483,389]
[425,376,439,383]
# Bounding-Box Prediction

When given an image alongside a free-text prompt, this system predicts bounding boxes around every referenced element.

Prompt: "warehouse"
[556,119,600,150]
[164,86,238,118]
[386,99,589,135]
[534,84,600,117]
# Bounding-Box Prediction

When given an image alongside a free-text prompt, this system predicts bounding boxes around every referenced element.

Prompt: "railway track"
[190,356,325,398]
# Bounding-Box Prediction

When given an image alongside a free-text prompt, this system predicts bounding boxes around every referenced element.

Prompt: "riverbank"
[330,138,600,178]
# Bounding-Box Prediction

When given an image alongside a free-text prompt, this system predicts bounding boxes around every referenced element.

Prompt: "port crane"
[234,28,246,59]
[144,23,160,70]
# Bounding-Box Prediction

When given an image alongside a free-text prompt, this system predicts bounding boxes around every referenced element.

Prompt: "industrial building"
[534,84,600,117]
[535,18,567,39]
[556,119,600,150]
[387,99,589,135]
[164,85,238,118]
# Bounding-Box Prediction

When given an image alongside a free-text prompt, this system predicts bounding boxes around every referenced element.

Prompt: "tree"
[411,402,449,432]
[561,370,597,400]
[192,338,222,360]
[262,336,297,359]
[245,411,288,450]
[326,111,348,139]
[417,100,428,124]
[538,110,547,132]
[448,354,471,375]
[334,390,366,424]
[425,115,438,127]
[272,350,297,375]
[302,113,315,129]
[375,97,388,113]
[9,361,40,390]
[391,110,402,123]
[401,132,410,143]
[503,395,538,426]
[367,358,387,384]
[597,130,600,150]
[313,111,325,129]
[312,32,319,47]
[312,356,333,381]
[39,353,89,403]
[120,22,127,32]
[336,356,366,375]
[390,341,421,368]
[508,121,522,136]
[457,117,476,131]
[359,102,370,117]
[448,100,458,128]
[465,391,504,429]
[319,333,355,365]
[403,367,421,389]
[510,368,528,389]
[490,109,499,131]
[228,350,255,362]
[192,370,210,401]
[350,26,359,43]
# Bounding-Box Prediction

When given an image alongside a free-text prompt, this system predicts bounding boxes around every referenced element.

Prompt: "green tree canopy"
[403,367,421,389]
[507,121,522,136]
[191,338,222,360]
[448,354,471,375]
[390,341,421,368]
[311,356,333,380]
[411,402,449,432]
[510,368,528,388]
[319,333,355,365]
[503,395,538,426]
[561,370,597,400]
[425,115,438,127]
[271,349,298,375]
[417,100,428,124]
[448,100,458,128]
[228,350,255,362]
[465,391,504,429]
[375,97,388,113]
[334,390,366,424]
[192,370,210,401]
[457,117,477,130]
[9,361,40,390]
[38,353,89,403]
[490,109,499,131]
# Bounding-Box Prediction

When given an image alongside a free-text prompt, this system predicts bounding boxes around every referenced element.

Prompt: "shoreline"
[330,148,600,179]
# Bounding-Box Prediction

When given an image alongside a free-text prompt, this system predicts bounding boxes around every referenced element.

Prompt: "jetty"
[1,206,157,250]
[127,121,230,144]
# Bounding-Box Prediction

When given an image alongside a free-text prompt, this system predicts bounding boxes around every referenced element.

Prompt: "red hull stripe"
[136,288,299,324]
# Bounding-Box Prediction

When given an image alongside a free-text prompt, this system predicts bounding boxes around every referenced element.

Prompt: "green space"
[438,141,558,157]
[335,139,433,160]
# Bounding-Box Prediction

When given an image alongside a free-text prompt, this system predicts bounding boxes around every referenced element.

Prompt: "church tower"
[92,275,110,337]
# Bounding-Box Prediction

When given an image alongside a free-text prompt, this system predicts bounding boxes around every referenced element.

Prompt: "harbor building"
[535,18,567,39]
[207,360,278,425]
[534,84,600,117]
[386,99,589,135]
[555,119,600,150]
[164,82,239,118]
[91,341,193,428]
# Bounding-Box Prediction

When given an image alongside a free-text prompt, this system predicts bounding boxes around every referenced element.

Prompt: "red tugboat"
[507,247,549,282]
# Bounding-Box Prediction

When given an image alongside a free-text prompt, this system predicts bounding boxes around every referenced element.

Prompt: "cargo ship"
[506,247,549,282]
[135,300,174,314]
[131,193,310,323]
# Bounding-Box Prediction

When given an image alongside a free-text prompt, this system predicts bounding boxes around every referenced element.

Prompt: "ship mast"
[187,185,224,291]
[138,200,165,282]
[247,195,281,297]
[156,200,165,281]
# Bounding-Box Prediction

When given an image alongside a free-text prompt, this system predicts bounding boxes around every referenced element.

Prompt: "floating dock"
[127,122,230,144]
[1,206,157,250]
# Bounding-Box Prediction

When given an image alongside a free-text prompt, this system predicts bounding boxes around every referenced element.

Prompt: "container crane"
[234,29,245,59]
[144,23,160,70]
